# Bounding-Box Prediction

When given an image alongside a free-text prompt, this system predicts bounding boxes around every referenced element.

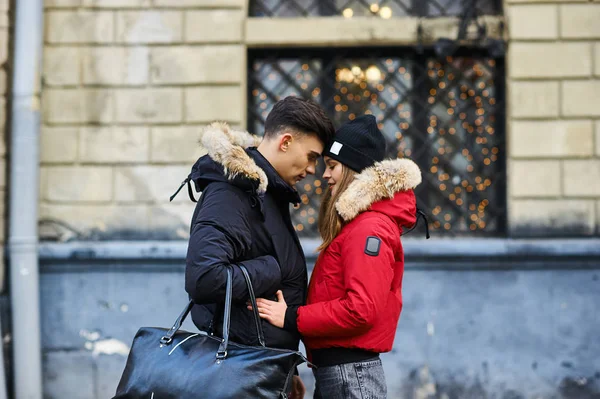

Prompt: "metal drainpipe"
[8,0,44,397]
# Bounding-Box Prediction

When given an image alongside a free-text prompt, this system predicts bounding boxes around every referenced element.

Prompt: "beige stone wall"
[39,0,600,239]
[507,0,600,236]
[41,0,246,239]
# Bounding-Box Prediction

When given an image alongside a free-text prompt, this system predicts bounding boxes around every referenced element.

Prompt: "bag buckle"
[216,350,227,360]
[160,336,173,345]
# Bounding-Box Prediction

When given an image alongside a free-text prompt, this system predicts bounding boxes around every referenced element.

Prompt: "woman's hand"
[247,290,287,328]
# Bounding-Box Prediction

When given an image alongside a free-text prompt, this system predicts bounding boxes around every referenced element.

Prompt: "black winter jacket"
[184,122,307,351]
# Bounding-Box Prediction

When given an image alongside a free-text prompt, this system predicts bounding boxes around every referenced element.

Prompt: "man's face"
[277,132,323,188]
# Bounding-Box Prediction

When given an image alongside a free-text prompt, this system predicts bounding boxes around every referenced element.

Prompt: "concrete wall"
[38,240,600,399]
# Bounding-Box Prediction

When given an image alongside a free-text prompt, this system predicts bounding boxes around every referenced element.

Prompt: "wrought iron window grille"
[248,46,506,238]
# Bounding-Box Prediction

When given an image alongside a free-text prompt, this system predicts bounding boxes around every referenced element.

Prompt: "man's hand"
[290,375,305,399]
[247,290,287,328]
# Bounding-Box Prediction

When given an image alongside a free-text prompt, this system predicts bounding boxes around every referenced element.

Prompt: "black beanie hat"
[323,115,386,173]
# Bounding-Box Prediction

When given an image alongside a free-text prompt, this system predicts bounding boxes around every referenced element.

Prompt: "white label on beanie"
[330,141,343,155]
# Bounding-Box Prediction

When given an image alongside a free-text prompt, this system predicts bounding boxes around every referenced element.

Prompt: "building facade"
[1,0,600,397]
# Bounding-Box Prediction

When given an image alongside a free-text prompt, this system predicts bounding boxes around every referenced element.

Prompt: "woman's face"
[322,156,344,196]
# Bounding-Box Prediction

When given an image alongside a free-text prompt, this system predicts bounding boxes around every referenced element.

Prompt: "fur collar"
[200,122,268,194]
[336,158,422,222]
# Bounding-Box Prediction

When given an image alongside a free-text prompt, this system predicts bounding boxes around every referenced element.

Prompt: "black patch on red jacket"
[364,236,381,256]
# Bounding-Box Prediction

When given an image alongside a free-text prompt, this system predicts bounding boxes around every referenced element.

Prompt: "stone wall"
[506,0,600,236]
[41,0,247,240]
[39,0,600,238]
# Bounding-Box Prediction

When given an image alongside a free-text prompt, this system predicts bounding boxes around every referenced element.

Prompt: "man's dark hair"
[264,96,335,146]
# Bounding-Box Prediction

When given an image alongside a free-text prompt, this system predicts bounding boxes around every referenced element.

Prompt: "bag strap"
[160,300,194,345]
[216,266,233,360]
[161,266,267,358]
[238,265,266,347]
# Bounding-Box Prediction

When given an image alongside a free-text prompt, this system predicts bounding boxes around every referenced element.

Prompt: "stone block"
[0,159,4,190]
[185,86,243,123]
[45,0,81,7]
[563,160,600,197]
[150,46,243,85]
[510,160,561,198]
[596,121,600,156]
[510,120,594,158]
[46,11,114,44]
[83,0,150,7]
[595,43,600,76]
[43,47,80,86]
[509,43,591,78]
[0,96,5,128]
[43,351,95,399]
[0,69,5,95]
[43,89,113,123]
[41,127,79,163]
[83,46,149,86]
[562,80,600,117]
[246,17,417,47]
[560,4,600,39]
[114,165,190,203]
[39,203,150,237]
[508,5,558,40]
[80,126,149,163]
[116,11,182,44]
[509,81,559,118]
[115,88,182,123]
[46,166,113,202]
[149,203,196,238]
[509,199,595,236]
[185,10,244,43]
[0,29,8,64]
[150,126,206,163]
[153,0,244,6]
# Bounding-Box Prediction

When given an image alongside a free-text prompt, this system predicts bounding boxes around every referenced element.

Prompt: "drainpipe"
[8,0,44,397]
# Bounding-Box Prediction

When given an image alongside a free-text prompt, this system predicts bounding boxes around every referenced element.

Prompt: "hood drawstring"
[248,192,266,221]
[401,208,430,239]
[170,177,198,203]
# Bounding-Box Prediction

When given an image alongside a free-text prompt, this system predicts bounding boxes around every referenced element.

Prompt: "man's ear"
[278,133,294,152]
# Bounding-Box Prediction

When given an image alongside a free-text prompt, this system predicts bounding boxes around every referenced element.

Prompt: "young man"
[184,96,335,398]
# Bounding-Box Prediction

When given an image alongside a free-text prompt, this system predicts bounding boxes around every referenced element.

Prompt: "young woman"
[249,115,422,399]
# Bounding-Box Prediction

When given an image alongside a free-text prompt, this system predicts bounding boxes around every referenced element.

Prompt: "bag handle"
[160,300,194,346]
[238,265,266,347]
[216,266,234,359]
[160,265,267,357]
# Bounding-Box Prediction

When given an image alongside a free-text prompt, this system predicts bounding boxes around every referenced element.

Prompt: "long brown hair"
[317,165,356,251]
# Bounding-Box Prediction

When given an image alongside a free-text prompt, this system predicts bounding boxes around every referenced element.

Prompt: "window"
[248,2,506,238]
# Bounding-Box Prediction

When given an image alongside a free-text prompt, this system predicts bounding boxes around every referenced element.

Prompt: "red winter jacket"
[293,158,421,354]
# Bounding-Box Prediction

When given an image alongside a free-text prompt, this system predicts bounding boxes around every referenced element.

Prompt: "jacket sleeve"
[185,184,282,304]
[296,217,398,338]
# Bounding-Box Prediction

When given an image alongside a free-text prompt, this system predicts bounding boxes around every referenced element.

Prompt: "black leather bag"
[114,265,307,398]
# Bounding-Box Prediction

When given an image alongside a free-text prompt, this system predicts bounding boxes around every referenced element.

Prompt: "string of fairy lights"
[249,52,503,237]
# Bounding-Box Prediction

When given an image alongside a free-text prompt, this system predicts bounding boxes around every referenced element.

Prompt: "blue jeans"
[313,358,387,399]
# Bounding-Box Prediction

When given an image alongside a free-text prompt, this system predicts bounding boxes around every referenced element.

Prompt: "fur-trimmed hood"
[198,122,267,193]
[336,158,422,224]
